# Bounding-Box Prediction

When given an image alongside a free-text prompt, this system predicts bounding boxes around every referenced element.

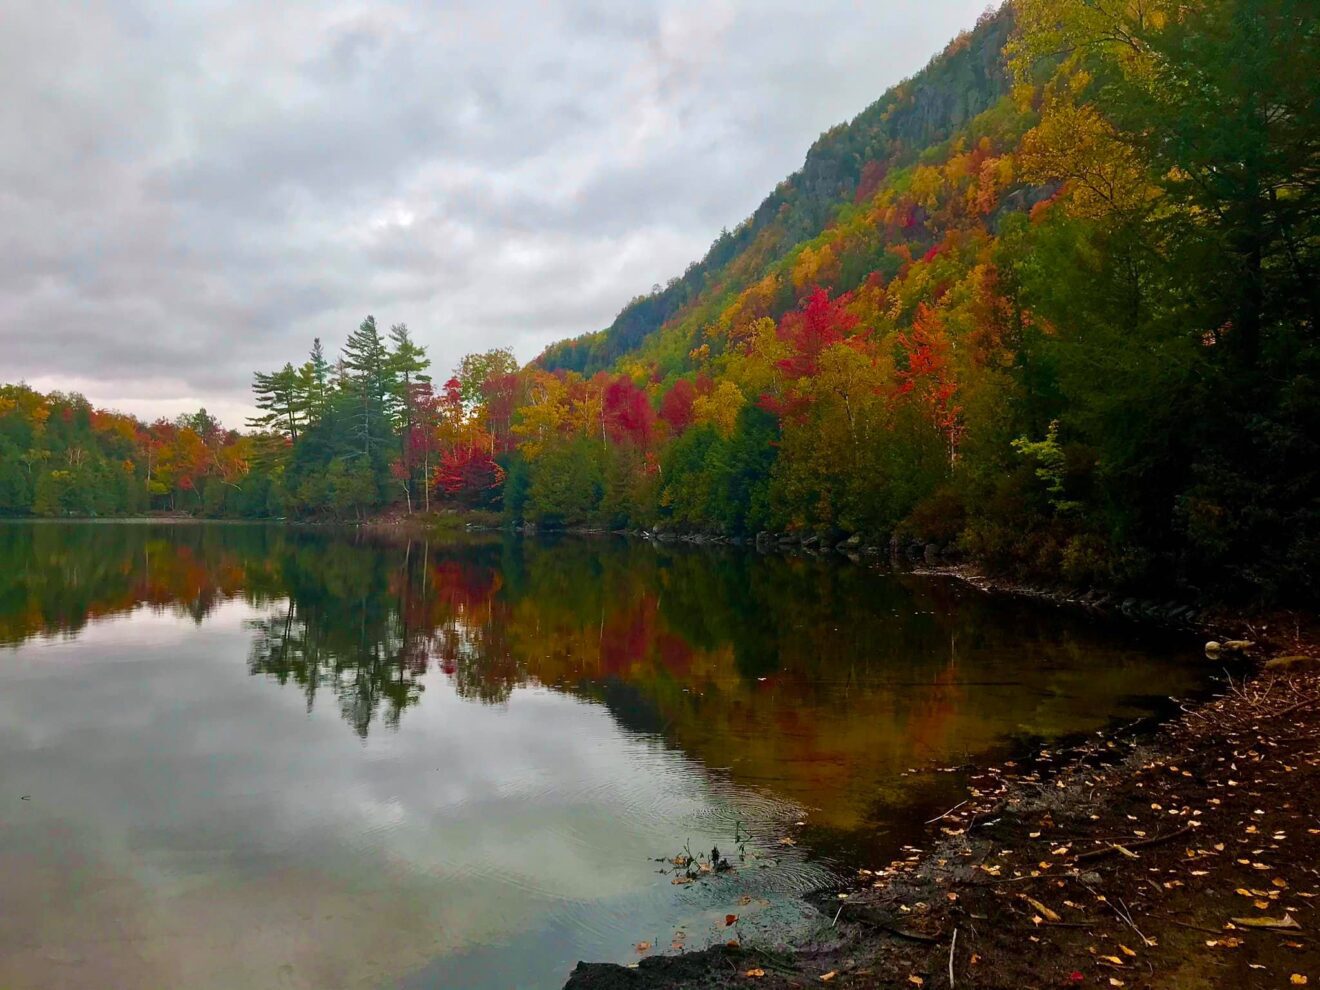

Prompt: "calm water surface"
[0,522,1205,989]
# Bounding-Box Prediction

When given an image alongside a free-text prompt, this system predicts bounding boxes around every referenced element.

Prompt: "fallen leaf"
[1118,944,1137,958]
[819,972,837,983]
[907,977,923,987]
[1290,976,1307,986]
[1019,895,1061,922]
[744,968,766,979]
[778,837,796,846]
[726,914,739,927]
[1231,914,1301,930]
[671,877,693,885]
[635,941,651,952]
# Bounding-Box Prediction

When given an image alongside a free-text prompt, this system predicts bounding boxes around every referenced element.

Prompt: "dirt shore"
[565,624,1320,989]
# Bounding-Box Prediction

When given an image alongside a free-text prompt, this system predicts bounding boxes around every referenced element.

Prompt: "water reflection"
[0,522,1205,989]
[3,522,1204,823]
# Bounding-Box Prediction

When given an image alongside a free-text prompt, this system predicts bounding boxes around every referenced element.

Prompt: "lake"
[0,521,1205,989]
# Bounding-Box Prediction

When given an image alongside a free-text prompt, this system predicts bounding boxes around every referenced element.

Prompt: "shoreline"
[565,657,1320,988]
[21,509,1318,635]
[562,583,1319,989]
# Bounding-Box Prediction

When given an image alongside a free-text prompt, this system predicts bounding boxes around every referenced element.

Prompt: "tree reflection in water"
[0,521,1202,833]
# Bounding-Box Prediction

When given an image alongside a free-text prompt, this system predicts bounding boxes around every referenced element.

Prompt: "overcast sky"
[2,0,991,427]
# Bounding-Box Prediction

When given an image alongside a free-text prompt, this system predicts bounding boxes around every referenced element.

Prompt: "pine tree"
[340,316,392,460]
[250,363,305,441]
[386,323,431,430]
[298,338,331,427]
[384,323,431,511]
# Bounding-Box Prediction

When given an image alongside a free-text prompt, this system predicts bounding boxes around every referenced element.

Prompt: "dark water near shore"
[0,521,1205,989]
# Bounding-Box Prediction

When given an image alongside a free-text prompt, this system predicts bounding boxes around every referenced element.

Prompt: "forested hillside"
[513,0,1319,601]
[3,0,1315,602]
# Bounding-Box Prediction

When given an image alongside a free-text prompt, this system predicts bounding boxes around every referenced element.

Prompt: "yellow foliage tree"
[691,381,745,438]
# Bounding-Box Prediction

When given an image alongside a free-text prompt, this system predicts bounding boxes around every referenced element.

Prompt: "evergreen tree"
[340,316,393,462]
[250,365,306,441]
[299,338,332,427]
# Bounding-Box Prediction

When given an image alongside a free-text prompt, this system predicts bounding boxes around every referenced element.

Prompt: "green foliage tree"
[340,315,393,462]
[455,349,518,410]
[526,438,603,526]
[250,364,305,441]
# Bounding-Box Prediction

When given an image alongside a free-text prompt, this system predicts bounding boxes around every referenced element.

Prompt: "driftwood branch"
[926,800,969,825]
[1074,825,1193,863]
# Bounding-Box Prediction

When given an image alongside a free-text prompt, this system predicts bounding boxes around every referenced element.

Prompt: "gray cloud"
[1,0,991,426]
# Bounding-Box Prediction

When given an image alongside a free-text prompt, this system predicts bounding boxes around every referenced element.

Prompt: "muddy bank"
[564,646,1320,989]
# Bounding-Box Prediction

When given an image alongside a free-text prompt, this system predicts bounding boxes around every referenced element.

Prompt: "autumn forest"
[2,0,1315,603]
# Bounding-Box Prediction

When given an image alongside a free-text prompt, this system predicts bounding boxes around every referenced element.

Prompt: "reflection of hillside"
[0,524,1201,832]
[489,547,1202,832]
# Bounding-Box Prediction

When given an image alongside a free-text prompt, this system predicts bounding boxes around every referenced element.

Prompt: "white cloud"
[1,0,992,424]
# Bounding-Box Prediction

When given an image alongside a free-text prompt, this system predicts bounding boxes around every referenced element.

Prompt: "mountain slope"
[538,7,1016,374]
